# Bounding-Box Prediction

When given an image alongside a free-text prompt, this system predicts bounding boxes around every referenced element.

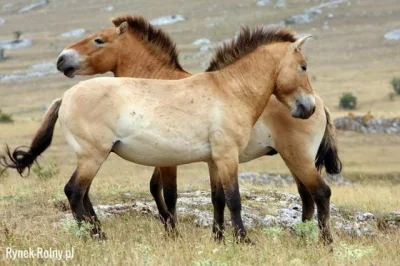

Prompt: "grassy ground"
[1,0,400,265]
[1,170,400,265]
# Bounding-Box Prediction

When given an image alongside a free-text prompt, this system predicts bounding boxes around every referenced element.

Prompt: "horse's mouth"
[63,67,76,78]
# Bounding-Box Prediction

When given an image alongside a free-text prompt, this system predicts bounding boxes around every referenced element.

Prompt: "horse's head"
[273,35,316,119]
[56,21,129,78]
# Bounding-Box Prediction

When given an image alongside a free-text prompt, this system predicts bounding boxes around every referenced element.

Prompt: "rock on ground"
[19,0,48,14]
[0,61,57,82]
[150,15,185,26]
[59,188,399,237]
[60,29,86,38]
[334,113,400,135]
[384,29,400,40]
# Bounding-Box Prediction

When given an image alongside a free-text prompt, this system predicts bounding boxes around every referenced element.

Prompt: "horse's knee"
[313,183,331,202]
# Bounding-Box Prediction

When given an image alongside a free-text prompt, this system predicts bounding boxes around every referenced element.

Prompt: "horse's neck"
[215,50,277,123]
[114,37,190,80]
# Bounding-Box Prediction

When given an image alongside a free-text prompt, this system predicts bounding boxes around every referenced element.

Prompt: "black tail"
[315,106,343,175]
[0,98,62,176]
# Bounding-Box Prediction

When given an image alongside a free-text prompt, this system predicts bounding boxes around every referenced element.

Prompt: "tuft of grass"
[334,243,374,263]
[191,259,229,266]
[60,219,93,238]
[0,109,13,124]
[0,166,9,181]
[32,161,60,180]
[293,221,318,244]
[262,226,284,241]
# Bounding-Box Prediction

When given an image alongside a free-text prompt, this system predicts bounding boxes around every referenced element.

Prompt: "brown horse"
[1,22,317,243]
[56,16,340,243]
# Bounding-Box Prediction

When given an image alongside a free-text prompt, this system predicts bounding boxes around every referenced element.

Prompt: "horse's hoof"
[213,231,225,244]
[165,228,180,240]
[321,234,334,246]
[238,236,255,246]
[91,231,107,241]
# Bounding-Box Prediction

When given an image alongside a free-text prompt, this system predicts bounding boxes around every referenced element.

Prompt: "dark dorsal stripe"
[206,27,296,72]
[112,15,184,71]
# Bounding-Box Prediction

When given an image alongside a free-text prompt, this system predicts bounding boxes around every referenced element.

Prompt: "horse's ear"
[291,35,312,50]
[116,21,129,35]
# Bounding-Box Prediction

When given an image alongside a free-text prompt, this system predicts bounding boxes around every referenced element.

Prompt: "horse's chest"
[238,119,274,163]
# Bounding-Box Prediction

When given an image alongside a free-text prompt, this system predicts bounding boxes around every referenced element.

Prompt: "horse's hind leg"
[150,167,177,232]
[82,183,101,232]
[64,155,107,239]
[150,168,169,229]
[281,154,333,244]
[161,167,178,228]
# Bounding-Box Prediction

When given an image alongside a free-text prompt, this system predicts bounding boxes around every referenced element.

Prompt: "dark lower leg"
[312,182,333,244]
[161,167,178,228]
[211,181,225,241]
[225,185,250,243]
[149,168,170,229]
[296,181,315,221]
[64,171,99,236]
[82,183,102,236]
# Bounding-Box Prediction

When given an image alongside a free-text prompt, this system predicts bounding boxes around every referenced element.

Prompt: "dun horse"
[56,16,340,243]
[1,17,338,243]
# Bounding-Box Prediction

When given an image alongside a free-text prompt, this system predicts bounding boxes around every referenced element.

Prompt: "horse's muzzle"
[56,49,80,78]
[291,95,316,119]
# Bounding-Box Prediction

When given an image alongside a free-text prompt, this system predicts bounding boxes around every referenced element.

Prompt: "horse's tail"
[0,98,62,176]
[315,106,343,175]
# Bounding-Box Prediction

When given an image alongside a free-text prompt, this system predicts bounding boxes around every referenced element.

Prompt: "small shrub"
[339,92,357,109]
[0,109,13,124]
[61,219,93,238]
[293,221,318,243]
[262,226,284,240]
[32,161,60,180]
[391,77,400,95]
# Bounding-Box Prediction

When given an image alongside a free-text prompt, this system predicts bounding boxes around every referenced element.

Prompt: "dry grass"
[1,170,400,265]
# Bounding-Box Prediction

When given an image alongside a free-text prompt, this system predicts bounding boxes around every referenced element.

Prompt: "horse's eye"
[94,38,104,45]
[301,65,307,71]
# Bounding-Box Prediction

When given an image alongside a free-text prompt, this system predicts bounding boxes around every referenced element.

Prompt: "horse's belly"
[239,119,274,163]
[112,132,211,167]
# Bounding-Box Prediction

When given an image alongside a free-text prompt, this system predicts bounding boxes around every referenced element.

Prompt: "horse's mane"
[112,15,184,71]
[206,27,296,72]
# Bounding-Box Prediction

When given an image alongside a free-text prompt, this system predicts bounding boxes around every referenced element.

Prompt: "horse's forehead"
[100,27,117,38]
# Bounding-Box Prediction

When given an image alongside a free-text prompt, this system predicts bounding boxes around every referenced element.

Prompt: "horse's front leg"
[210,154,252,244]
[208,162,226,242]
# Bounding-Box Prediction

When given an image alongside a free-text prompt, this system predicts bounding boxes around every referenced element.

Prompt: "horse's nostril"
[298,103,306,113]
[311,106,316,114]
[57,56,64,68]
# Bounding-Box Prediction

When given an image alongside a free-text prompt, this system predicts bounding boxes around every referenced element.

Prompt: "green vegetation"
[293,221,319,244]
[339,92,357,109]
[32,161,60,180]
[0,109,13,123]
[390,77,400,95]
